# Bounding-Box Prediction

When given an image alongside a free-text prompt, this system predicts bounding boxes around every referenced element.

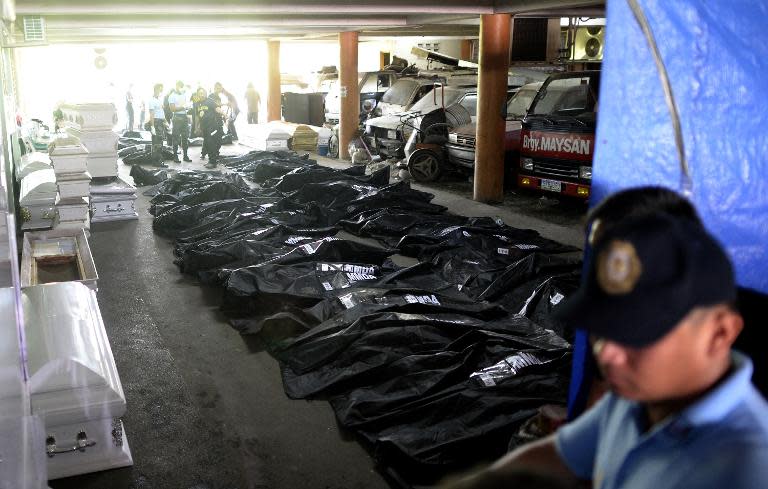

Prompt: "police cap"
[555,213,736,347]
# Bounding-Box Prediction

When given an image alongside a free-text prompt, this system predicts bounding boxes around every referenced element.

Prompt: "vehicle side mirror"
[500,102,508,119]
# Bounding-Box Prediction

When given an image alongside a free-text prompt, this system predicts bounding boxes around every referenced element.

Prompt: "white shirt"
[148,96,164,119]
[168,90,189,114]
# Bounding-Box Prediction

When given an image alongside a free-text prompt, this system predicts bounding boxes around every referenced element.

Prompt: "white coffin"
[90,176,136,196]
[61,103,118,131]
[45,417,132,480]
[91,195,138,222]
[65,127,119,154]
[20,205,55,231]
[53,216,91,235]
[56,196,90,222]
[21,228,98,291]
[90,177,138,222]
[20,170,57,206]
[49,138,89,174]
[20,170,57,230]
[86,154,119,178]
[240,122,291,151]
[22,282,132,479]
[17,152,53,181]
[57,172,91,201]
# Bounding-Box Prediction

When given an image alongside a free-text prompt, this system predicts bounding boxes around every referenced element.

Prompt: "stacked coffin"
[19,169,57,231]
[22,281,133,479]
[90,177,138,223]
[16,152,53,181]
[61,103,119,178]
[49,138,91,233]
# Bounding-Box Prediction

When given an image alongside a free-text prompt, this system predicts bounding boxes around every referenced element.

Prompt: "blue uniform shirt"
[556,352,768,489]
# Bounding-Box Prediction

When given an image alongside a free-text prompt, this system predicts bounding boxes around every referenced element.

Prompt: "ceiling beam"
[15,0,495,16]
[493,0,604,14]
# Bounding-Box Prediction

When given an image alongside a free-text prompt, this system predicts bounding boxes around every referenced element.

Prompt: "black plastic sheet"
[220,238,396,318]
[145,157,582,486]
[129,165,169,186]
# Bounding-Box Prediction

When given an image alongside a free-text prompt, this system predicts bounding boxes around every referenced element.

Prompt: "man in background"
[245,82,260,124]
[148,83,167,168]
[199,93,224,169]
[168,80,192,162]
[125,84,135,132]
[214,81,239,141]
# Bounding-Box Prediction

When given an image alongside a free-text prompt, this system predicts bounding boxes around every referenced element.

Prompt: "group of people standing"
[129,81,261,169]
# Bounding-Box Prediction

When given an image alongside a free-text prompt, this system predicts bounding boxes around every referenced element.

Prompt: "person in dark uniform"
[199,93,224,169]
[168,80,192,162]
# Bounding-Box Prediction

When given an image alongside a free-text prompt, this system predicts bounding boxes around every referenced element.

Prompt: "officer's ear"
[705,305,743,356]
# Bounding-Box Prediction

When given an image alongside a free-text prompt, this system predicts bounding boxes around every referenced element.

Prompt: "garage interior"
[2,1,766,489]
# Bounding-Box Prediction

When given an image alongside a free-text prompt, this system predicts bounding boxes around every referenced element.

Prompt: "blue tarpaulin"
[569,0,768,418]
[592,0,768,293]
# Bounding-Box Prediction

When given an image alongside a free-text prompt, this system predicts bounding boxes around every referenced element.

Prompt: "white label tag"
[285,236,311,245]
[321,282,333,291]
[497,248,509,255]
[339,294,355,309]
[514,244,539,250]
[550,292,565,306]
[477,373,496,387]
[404,294,441,305]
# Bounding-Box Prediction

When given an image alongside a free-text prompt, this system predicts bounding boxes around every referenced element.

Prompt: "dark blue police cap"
[555,213,736,347]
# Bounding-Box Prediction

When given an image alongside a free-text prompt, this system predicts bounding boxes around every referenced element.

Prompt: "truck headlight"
[448,133,458,143]
[365,125,372,134]
[521,157,534,171]
[579,166,592,179]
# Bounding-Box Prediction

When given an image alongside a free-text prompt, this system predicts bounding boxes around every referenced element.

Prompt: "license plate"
[540,179,562,192]
[266,140,285,148]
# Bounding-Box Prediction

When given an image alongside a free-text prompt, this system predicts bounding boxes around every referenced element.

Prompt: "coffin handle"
[45,431,96,457]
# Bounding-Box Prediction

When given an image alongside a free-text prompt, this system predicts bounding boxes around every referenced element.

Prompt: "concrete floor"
[48,142,584,489]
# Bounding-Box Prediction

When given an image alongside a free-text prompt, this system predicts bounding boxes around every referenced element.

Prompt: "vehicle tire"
[407,149,443,182]
[328,134,339,158]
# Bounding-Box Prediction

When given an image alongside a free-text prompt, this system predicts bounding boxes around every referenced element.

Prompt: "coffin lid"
[48,137,89,157]
[90,177,136,196]
[20,170,57,205]
[22,282,125,424]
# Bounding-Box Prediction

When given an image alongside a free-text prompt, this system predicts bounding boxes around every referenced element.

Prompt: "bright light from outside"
[13,38,446,130]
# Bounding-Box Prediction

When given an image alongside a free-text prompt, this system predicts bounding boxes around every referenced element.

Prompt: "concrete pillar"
[546,18,562,62]
[339,31,359,160]
[460,39,472,61]
[267,40,281,122]
[473,14,512,203]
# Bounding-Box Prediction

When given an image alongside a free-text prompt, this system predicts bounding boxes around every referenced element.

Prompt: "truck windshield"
[409,87,465,113]
[506,88,538,119]
[381,80,420,105]
[530,76,597,117]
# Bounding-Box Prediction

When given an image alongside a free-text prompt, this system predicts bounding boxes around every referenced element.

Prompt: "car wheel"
[328,134,339,158]
[407,149,443,182]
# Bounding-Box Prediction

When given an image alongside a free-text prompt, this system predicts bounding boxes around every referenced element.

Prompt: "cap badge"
[597,240,642,295]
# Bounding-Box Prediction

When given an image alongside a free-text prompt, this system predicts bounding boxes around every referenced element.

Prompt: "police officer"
[199,93,224,169]
[168,80,192,162]
[475,211,768,489]
[148,83,167,168]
